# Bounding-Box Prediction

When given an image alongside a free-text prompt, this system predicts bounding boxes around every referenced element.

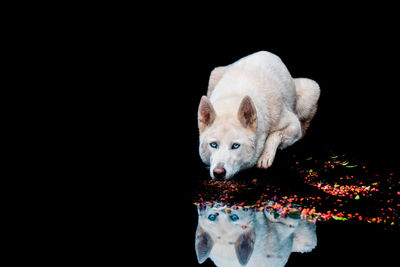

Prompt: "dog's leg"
[279,116,302,150]
[294,78,320,137]
[257,130,282,169]
[257,117,301,169]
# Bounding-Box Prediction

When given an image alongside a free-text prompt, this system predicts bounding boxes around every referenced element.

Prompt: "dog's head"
[195,204,256,265]
[198,95,258,180]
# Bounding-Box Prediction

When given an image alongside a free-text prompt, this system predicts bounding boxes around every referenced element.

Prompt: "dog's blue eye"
[208,214,217,221]
[232,143,240,149]
[210,142,218,149]
[230,214,239,221]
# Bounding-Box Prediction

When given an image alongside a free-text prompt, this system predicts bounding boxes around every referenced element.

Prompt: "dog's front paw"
[256,153,275,169]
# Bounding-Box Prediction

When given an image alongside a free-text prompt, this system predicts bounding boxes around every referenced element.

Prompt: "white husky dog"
[195,204,317,266]
[198,51,320,179]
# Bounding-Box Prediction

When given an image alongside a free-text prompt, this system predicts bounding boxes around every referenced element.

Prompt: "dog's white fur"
[195,204,317,266]
[198,51,320,179]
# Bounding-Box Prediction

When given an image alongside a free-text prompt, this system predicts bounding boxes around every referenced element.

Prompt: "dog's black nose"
[213,168,226,179]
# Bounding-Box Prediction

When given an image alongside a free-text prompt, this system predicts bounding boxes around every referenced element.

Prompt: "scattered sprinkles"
[194,152,399,229]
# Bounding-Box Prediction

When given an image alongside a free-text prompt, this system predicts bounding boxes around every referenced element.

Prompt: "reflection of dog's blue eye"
[210,142,218,149]
[208,214,217,221]
[232,143,240,149]
[230,214,239,221]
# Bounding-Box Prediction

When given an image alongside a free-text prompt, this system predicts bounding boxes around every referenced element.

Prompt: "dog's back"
[209,51,297,127]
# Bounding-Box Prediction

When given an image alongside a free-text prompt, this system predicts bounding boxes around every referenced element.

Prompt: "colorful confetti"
[194,152,400,229]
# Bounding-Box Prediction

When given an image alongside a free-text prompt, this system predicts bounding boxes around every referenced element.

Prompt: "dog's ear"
[235,229,255,266]
[195,226,214,264]
[198,96,216,132]
[238,96,257,131]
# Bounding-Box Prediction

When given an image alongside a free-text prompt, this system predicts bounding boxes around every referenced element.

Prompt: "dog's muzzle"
[213,167,226,180]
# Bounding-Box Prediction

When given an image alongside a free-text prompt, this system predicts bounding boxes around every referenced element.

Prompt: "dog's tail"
[294,78,320,137]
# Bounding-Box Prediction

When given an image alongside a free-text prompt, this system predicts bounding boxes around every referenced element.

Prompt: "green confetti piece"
[354,195,360,200]
[346,165,358,168]
[330,155,338,159]
[305,157,313,160]
[332,216,348,221]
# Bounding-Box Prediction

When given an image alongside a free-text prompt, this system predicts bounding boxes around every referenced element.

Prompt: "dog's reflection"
[195,203,317,267]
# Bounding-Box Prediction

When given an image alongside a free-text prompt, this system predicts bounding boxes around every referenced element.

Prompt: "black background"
[147,31,399,267]
[84,14,400,267]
